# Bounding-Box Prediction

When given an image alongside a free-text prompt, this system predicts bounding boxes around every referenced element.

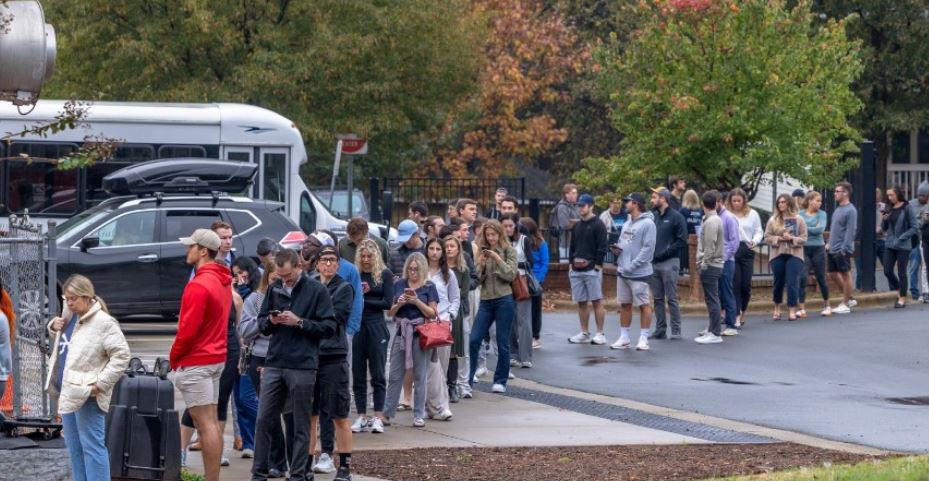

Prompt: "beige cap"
[179,228,221,251]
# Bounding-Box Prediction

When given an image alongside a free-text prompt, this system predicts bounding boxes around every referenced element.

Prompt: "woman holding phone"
[351,239,394,433]
[469,219,518,394]
[882,186,919,308]
[764,194,808,321]
[384,253,438,427]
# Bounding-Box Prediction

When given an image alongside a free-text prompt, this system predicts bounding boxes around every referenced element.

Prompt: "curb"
[551,291,901,315]
[507,378,895,457]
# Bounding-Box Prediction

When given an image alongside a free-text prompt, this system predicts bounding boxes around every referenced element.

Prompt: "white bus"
[0,100,359,236]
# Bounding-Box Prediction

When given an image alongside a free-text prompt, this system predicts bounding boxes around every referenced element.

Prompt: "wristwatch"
[296,318,305,329]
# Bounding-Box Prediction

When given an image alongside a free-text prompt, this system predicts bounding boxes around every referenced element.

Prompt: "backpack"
[548,203,562,238]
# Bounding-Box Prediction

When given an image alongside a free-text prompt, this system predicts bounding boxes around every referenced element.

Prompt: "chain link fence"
[0,215,60,435]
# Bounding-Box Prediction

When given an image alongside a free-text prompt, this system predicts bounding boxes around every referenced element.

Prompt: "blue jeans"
[62,400,109,481]
[771,255,804,307]
[908,246,922,298]
[469,295,515,386]
[235,373,259,450]
[718,259,737,328]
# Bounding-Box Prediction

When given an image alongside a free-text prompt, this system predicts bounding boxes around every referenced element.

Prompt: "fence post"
[859,141,877,292]
[688,234,702,302]
[45,221,57,418]
[383,190,394,229]
[369,177,381,223]
[529,198,540,224]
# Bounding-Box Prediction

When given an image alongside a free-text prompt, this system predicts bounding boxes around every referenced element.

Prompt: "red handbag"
[416,319,454,350]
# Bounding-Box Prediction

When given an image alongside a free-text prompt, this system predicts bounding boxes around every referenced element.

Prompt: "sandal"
[788,314,798,321]
[397,402,411,411]
[797,309,807,319]
[772,313,781,321]
[821,308,832,317]
[894,301,906,309]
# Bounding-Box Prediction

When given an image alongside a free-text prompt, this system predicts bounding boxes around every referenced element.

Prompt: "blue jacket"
[531,240,549,283]
[337,259,363,336]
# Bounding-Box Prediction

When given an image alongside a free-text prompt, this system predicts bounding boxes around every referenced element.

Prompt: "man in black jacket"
[308,246,355,481]
[251,249,336,481]
[567,193,609,345]
[649,188,688,339]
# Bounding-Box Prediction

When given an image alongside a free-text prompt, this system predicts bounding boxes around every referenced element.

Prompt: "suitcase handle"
[126,357,146,377]
[122,462,166,473]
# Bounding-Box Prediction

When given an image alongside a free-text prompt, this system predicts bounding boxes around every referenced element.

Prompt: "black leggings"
[531,294,542,339]
[884,248,910,297]
[733,242,755,314]
[799,245,829,303]
[181,356,237,427]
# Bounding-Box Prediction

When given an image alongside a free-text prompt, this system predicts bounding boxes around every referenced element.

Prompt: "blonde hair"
[402,252,429,288]
[63,274,109,314]
[728,188,751,216]
[443,235,468,270]
[771,193,798,230]
[258,261,277,294]
[682,189,701,210]
[801,191,821,211]
[355,239,387,286]
[478,219,512,249]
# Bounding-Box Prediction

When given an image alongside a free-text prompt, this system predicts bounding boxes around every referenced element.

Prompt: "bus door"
[258,147,289,208]
[222,146,256,197]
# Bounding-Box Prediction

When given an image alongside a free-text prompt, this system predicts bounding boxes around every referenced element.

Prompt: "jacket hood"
[196,262,232,287]
[635,211,655,222]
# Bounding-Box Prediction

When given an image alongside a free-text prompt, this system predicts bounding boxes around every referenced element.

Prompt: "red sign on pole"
[340,137,368,155]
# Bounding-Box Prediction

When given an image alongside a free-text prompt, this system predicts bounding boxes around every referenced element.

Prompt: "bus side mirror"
[80,236,99,251]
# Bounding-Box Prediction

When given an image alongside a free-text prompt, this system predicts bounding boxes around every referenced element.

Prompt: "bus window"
[300,193,316,234]
[158,145,207,159]
[6,159,79,215]
[9,142,78,160]
[86,145,156,206]
[263,152,287,203]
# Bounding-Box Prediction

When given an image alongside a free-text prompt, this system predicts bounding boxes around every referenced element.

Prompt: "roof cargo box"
[103,158,258,196]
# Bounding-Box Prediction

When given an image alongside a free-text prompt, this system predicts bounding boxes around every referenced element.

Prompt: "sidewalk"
[182,383,709,480]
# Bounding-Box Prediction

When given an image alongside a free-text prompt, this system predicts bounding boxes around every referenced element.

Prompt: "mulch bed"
[355,443,881,481]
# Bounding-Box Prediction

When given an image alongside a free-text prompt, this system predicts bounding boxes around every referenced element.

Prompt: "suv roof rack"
[103,158,258,197]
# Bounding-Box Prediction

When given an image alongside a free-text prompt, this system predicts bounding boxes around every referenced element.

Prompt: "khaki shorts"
[617,277,651,307]
[171,362,224,408]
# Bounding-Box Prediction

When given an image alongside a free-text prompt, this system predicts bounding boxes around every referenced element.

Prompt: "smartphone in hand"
[269,309,281,316]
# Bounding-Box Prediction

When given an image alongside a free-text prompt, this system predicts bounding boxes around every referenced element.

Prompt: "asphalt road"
[521,304,929,453]
[122,302,929,453]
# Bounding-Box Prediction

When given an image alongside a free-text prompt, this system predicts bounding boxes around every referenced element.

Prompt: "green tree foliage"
[578,0,864,199]
[42,0,484,178]
[814,0,929,171]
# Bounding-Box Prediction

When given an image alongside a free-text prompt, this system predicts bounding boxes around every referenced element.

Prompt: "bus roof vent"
[103,158,257,197]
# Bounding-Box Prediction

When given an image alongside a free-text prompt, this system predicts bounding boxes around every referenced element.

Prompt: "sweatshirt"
[651,206,687,263]
[719,208,740,262]
[829,203,857,255]
[171,262,232,369]
[312,272,353,361]
[569,215,608,270]
[697,211,725,270]
[617,212,656,280]
[259,274,337,370]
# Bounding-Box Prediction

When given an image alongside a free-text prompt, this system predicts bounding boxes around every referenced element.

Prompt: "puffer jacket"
[45,300,131,414]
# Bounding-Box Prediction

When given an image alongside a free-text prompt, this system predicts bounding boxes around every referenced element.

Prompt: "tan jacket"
[764,215,808,261]
[45,300,130,414]
[477,245,518,300]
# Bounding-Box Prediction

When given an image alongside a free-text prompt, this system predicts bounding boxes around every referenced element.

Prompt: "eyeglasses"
[834,189,845,194]
[318,258,338,265]
[407,266,420,272]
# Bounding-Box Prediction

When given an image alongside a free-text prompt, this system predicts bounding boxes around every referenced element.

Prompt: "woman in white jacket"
[424,237,459,421]
[46,275,130,481]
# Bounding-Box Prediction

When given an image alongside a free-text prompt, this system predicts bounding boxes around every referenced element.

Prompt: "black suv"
[54,157,304,319]
[55,194,300,319]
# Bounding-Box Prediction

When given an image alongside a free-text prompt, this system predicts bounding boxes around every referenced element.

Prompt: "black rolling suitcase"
[106,357,181,481]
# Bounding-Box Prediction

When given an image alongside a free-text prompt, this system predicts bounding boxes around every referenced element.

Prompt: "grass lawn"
[706,455,929,480]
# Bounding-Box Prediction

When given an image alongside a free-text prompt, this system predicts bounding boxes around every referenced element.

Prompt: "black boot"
[448,385,460,403]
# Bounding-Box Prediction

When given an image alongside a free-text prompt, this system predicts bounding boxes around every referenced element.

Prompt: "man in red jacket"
[170,228,231,481]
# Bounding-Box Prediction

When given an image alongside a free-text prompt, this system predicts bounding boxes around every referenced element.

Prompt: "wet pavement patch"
[691,377,760,386]
[886,396,929,406]
[581,356,618,366]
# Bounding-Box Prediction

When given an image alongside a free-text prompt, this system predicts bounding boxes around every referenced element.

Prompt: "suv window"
[161,210,222,242]
[225,210,260,236]
[92,210,157,247]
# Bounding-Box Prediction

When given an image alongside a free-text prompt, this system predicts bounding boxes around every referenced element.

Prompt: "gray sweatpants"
[650,258,681,336]
[383,334,429,420]
[509,298,532,364]
[457,288,480,393]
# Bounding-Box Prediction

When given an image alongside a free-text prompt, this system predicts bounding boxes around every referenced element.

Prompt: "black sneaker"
[448,385,460,403]
[334,466,352,481]
[649,331,667,340]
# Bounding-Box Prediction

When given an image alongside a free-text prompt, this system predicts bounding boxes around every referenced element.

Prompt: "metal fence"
[374,177,527,223]
[1,215,59,434]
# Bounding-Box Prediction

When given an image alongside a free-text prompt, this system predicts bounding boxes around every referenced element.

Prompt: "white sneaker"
[569,332,591,344]
[435,408,453,421]
[313,453,336,474]
[413,417,426,427]
[591,332,607,345]
[848,299,858,308]
[241,448,254,459]
[635,338,649,351]
[492,383,507,393]
[221,456,230,467]
[721,328,739,336]
[351,415,369,433]
[532,339,542,349]
[459,385,473,399]
[833,303,851,314]
[698,328,709,337]
[370,416,385,433]
[508,371,516,379]
[610,337,631,350]
[521,361,533,368]
[695,333,723,344]
[510,358,520,367]
[475,366,488,378]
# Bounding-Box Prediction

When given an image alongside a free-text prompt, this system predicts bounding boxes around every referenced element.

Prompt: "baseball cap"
[316,245,340,260]
[792,188,806,198]
[180,228,221,251]
[496,187,508,194]
[623,192,647,206]
[396,219,419,243]
[650,186,671,200]
[577,193,595,206]
[309,232,335,247]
